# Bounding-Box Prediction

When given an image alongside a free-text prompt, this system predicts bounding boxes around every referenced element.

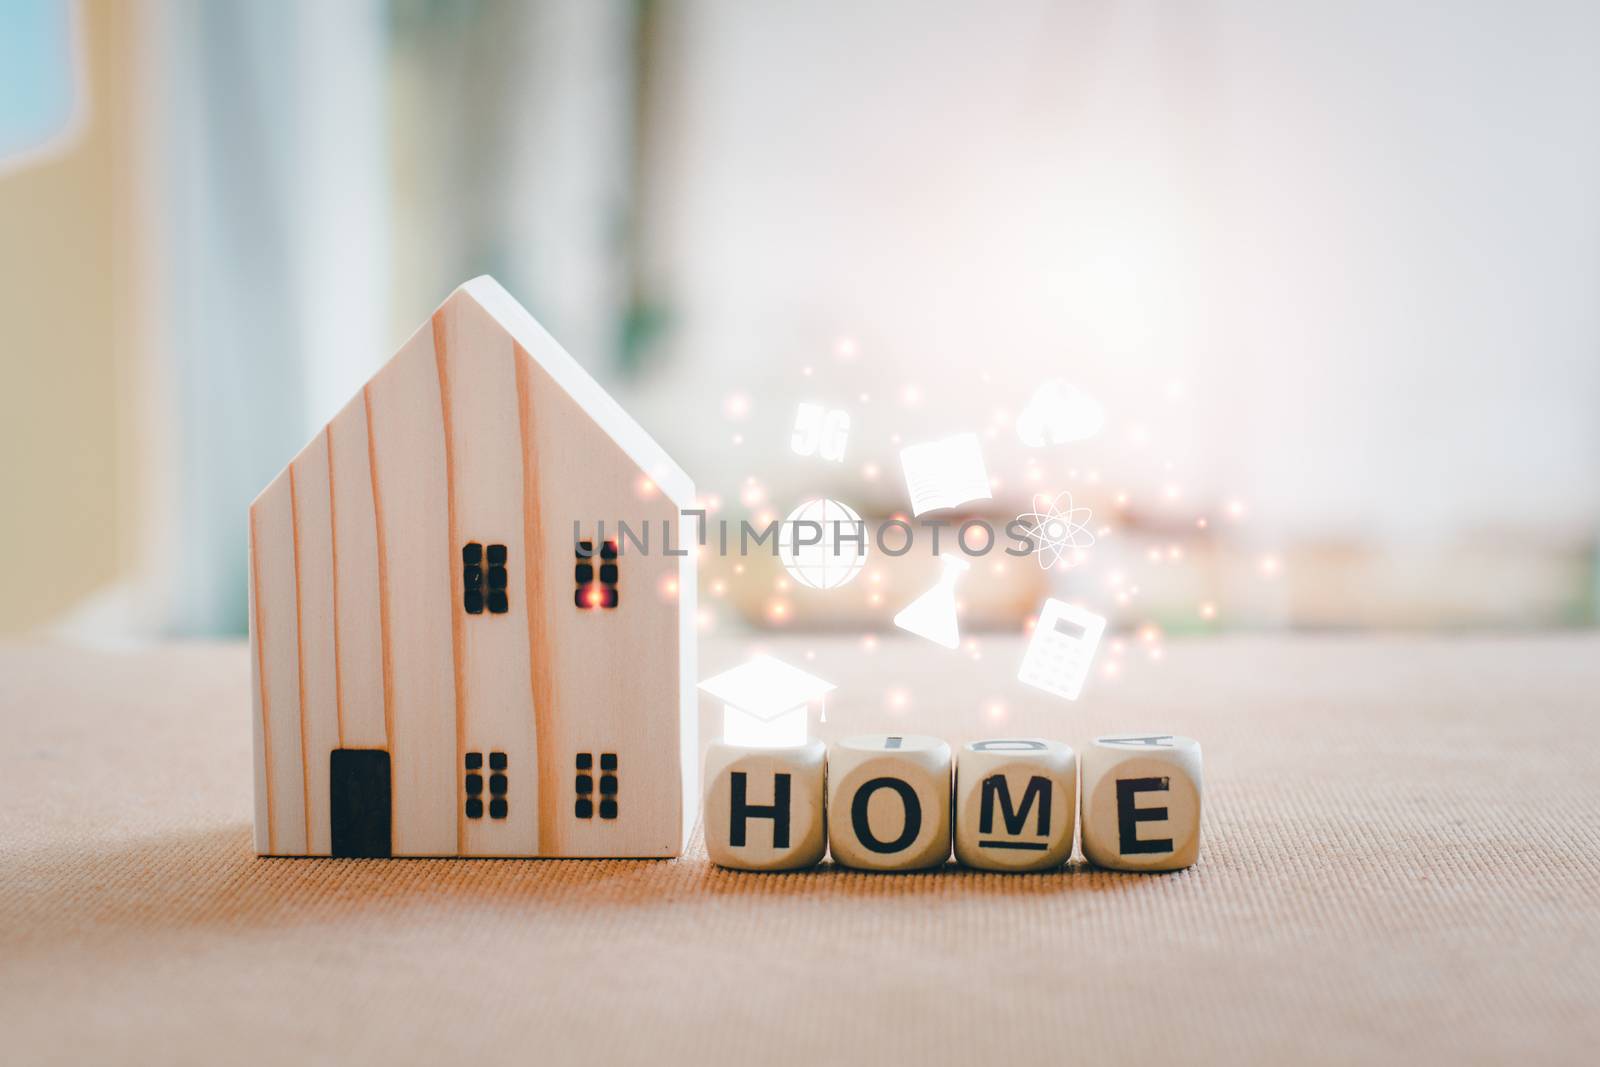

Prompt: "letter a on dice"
[1080,734,1202,871]
[703,740,827,871]
[827,735,952,871]
[954,739,1076,871]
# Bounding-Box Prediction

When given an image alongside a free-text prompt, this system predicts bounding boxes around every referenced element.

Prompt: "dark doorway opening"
[330,749,392,857]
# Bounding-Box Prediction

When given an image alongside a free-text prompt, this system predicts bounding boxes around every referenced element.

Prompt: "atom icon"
[1017,491,1096,569]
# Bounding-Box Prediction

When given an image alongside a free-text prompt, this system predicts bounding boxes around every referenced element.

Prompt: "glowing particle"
[1199,601,1217,620]
[724,393,751,420]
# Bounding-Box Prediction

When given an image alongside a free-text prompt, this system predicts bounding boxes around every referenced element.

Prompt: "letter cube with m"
[954,738,1076,871]
[703,740,827,871]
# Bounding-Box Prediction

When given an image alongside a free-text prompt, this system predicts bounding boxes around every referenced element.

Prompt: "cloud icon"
[1015,380,1104,447]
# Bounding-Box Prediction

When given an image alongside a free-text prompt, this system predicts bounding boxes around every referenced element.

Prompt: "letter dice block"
[954,738,1076,872]
[827,735,951,871]
[703,740,827,871]
[1080,734,1202,871]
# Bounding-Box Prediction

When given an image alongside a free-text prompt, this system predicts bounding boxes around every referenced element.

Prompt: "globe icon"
[778,498,869,589]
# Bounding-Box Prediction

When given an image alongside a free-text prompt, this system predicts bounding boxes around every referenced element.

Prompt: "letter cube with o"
[1080,734,1202,871]
[703,740,827,871]
[954,738,1076,872]
[827,735,952,871]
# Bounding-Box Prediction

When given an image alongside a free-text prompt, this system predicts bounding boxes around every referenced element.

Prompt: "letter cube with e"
[703,740,827,871]
[954,738,1076,872]
[1080,734,1202,871]
[827,735,951,871]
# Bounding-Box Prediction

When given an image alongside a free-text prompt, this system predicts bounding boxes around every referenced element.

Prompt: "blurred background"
[3,0,1599,644]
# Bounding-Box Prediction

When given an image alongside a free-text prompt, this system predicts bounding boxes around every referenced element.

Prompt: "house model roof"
[697,655,836,722]
[453,276,693,507]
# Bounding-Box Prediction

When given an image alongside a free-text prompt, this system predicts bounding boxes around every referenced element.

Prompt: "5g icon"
[791,402,850,462]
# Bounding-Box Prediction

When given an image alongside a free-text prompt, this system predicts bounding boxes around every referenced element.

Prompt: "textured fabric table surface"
[2,635,1597,1065]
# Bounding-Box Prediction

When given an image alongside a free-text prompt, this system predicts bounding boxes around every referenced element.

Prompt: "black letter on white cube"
[729,771,791,848]
[1116,776,1173,854]
[850,776,922,854]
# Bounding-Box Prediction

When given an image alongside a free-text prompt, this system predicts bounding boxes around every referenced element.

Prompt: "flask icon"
[893,555,969,650]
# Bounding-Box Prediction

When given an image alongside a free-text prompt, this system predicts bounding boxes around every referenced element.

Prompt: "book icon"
[898,432,992,516]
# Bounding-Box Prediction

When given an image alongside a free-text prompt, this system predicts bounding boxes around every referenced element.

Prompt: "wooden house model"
[248,277,697,858]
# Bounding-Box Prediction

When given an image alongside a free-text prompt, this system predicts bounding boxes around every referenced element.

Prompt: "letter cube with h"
[1080,734,1202,871]
[954,739,1076,871]
[703,740,827,871]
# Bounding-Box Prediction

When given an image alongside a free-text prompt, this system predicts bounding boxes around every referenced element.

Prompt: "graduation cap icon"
[698,654,836,748]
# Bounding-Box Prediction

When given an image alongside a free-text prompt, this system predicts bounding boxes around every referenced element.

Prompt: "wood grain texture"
[248,278,694,857]
[327,394,387,750]
[435,296,539,856]
[248,510,270,854]
[519,347,685,857]
[365,323,458,856]
[249,472,307,855]
[516,351,557,853]
[289,434,340,855]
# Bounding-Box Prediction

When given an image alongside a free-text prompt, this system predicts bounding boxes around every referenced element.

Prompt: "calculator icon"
[1017,599,1106,700]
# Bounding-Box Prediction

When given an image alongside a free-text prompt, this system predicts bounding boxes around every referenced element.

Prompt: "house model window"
[465,751,508,820]
[575,540,619,610]
[574,752,618,819]
[463,542,508,615]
